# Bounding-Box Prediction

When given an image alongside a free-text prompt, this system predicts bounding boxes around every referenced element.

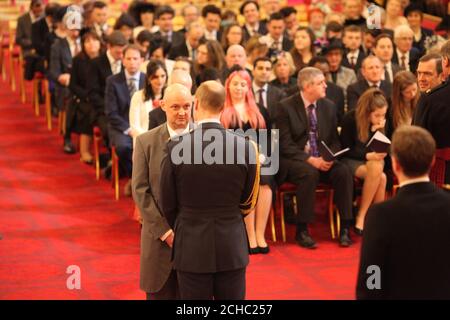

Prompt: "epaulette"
[427,79,449,95]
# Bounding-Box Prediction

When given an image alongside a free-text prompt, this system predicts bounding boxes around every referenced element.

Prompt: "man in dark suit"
[31,2,60,74]
[263,12,293,60]
[356,126,450,299]
[240,0,267,43]
[201,4,222,42]
[88,1,110,47]
[159,81,259,300]
[392,25,421,73]
[252,57,285,123]
[277,67,354,248]
[49,10,82,153]
[153,5,184,48]
[16,0,44,79]
[221,45,251,84]
[88,31,128,145]
[341,25,366,73]
[347,55,392,111]
[148,69,193,130]
[168,21,204,61]
[105,45,145,190]
[132,83,193,300]
[372,34,401,84]
[413,41,450,183]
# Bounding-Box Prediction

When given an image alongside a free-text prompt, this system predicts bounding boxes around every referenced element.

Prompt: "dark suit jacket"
[168,41,189,60]
[16,12,33,53]
[413,80,450,149]
[148,107,166,131]
[154,30,185,48]
[31,17,49,58]
[276,93,340,183]
[88,53,114,114]
[392,47,421,73]
[254,84,286,124]
[49,38,73,109]
[159,122,259,273]
[356,182,450,299]
[104,71,145,143]
[132,123,173,293]
[347,79,392,111]
[326,82,345,126]
[242,22,267,42]
[342,49,366,72]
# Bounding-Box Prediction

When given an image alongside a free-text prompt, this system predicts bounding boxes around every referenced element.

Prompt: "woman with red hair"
[221,67,273,254]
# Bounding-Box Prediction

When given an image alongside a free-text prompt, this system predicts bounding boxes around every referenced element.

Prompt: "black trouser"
[146,270,179,300]
[287,160,353,226]
[177,268,246,300]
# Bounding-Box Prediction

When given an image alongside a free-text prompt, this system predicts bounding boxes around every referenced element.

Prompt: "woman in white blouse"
[129,59,168,145]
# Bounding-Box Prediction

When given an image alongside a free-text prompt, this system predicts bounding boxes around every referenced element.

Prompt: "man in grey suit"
[131,83,193,300]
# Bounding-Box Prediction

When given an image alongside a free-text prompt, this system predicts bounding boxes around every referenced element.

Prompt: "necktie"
[307,104,319,157]
[191,48,196,60]
[384,65,391,83]
[258,88,265,108]
[400,55,406,69]
[128,78,136,97]
[350,55,356,68]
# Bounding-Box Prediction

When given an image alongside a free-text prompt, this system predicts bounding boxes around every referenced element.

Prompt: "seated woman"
[388,70,418,135]
[340,89,389,235]
[289,26,316,74]
[221,23,243,52]
[270,52,297,94]
[194,40,226,87]
[68,31,102,164]
[221,67,273,254]
[129,60,167,146]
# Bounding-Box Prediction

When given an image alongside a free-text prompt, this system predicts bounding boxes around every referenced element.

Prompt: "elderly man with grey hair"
[276,67,354,249]
[393,24,421,72]
[148,69,193,130]
[132,83,193,300]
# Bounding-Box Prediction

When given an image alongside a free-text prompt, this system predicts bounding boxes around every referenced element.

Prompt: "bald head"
[226,44,247,68]
[194,81,225,122]
[168,69,193,90]
[161,83,192,130]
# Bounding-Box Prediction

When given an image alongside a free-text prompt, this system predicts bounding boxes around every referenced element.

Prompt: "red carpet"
[0,70,361,300]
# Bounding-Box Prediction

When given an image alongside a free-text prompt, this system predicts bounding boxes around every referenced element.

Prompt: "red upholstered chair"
[111,146,120,200]
[93,126,103,181]
[430,148,450,190]
[275,182,340,242]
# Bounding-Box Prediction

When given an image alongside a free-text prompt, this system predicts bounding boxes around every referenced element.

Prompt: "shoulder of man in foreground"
[426,79,449,97]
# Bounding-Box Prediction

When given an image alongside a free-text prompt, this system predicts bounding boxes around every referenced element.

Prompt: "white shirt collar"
[399,176,430,188]
[246,22,260,34]
[367,80,381,87]
[252,82,268,92]
[124,70,139,82]
[397,48,409,60]
[196,118,221,126]
[107,50,121,71]
[347,49,360,59]
[167,123,190,138]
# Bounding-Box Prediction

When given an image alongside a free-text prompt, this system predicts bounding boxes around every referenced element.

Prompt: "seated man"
[277,67,354,249]
[105,45,144,194]
[347,55,392,111]
[357,126,450,299]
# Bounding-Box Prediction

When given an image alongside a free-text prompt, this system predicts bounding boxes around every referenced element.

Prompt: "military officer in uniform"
[413,40,450,184]
[159,81,260,300]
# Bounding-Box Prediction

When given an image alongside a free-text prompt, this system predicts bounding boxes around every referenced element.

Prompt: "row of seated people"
[13,0,450,251]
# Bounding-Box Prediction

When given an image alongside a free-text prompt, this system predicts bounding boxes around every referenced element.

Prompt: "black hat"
[404,3,425,17]
[321,38,344,55]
